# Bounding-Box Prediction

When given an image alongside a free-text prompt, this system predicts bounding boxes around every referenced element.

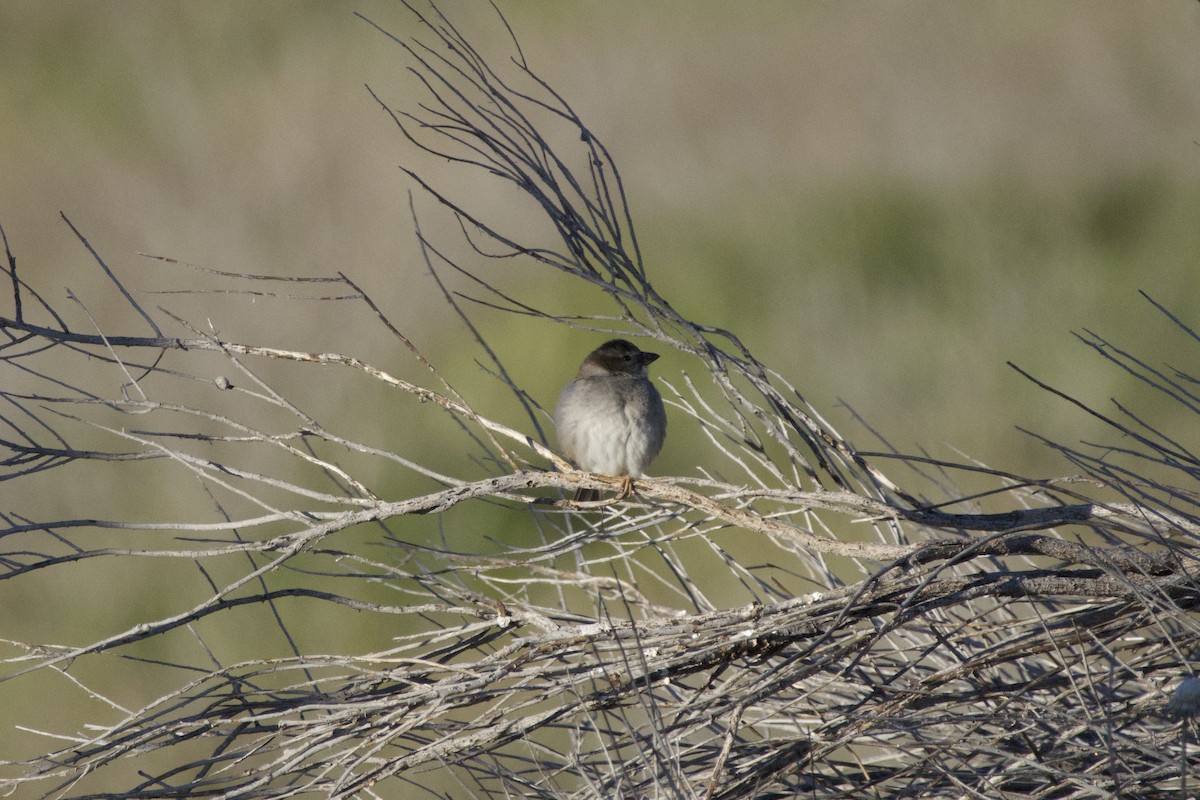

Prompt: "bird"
[554,339,667,502]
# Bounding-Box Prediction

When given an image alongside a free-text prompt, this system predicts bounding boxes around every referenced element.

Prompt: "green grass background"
[1,1,1198,790]
[3,2,1197,477]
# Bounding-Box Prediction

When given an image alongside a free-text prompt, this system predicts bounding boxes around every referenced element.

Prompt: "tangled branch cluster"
[2,3,1199,798]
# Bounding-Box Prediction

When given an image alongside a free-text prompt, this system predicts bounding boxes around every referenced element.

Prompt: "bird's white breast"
[555,375,664,478]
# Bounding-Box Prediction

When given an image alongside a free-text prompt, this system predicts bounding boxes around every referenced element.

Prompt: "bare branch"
[1,4,1197,799]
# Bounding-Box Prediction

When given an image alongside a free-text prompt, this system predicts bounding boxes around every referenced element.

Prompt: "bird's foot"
[614,475,634,501]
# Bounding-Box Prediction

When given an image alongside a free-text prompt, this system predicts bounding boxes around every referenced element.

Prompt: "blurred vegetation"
[2,2,1198,793]
[2,2,1195,477]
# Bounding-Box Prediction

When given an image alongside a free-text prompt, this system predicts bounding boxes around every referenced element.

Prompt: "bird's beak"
[641,352,660,366]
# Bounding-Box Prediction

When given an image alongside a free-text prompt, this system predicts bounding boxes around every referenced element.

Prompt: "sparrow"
[554,339,667,502]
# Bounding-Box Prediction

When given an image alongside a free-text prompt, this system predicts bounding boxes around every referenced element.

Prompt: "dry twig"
[2,3,1198,798]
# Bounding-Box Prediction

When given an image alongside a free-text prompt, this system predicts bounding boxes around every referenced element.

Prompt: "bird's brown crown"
[577,339,659,378]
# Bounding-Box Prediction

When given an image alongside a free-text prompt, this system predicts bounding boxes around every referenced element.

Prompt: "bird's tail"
[573,488,601,503]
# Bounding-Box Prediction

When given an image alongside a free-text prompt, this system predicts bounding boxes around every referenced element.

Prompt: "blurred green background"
[3,1,1198,480]
[2,0,1199,790]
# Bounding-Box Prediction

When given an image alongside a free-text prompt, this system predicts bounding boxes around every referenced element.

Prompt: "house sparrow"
[554,339,666,502]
